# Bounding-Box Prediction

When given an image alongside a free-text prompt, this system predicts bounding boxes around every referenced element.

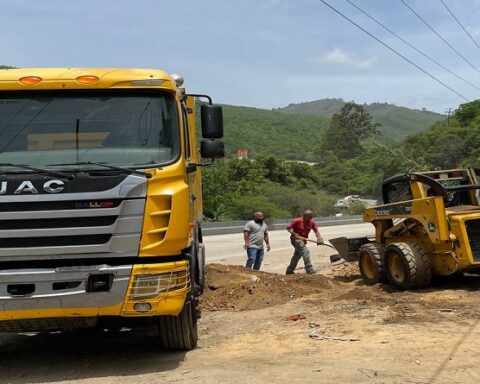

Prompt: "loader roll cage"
[382,172,480,207]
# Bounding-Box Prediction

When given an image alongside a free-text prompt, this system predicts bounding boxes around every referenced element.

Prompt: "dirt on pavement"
[1,262,480,384]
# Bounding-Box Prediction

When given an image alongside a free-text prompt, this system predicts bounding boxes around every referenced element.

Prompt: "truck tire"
[358,243,386,284]
[158,299,198,351]
[384,242,431,290]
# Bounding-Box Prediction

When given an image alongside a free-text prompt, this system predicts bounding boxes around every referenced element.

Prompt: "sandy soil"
[1,259,480,384]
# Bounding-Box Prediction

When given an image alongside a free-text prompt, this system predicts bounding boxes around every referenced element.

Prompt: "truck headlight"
[129,270,189,300]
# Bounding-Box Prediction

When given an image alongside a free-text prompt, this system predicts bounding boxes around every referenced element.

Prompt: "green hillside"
[279,98,444,141]
[222,105,329,161]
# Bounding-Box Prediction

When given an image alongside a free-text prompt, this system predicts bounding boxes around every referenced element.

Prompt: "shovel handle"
[304,238,336,249]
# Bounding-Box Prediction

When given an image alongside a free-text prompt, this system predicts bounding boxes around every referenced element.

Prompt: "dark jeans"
[286,239,314,274]
[246,247,264,270]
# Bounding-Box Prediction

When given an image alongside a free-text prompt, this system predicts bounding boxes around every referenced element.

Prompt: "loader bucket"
[329,237,370,263]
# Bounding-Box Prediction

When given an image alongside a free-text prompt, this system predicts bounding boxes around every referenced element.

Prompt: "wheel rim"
[387,251,405,284]
[361,253,375,280]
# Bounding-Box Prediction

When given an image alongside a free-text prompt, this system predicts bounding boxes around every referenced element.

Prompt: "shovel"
[300,237,342,262]
[301,237,336,249]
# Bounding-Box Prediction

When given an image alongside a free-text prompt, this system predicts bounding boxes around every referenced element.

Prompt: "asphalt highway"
[204,223,375,274]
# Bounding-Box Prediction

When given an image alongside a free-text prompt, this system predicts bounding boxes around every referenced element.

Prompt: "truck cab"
[0,68,224,349]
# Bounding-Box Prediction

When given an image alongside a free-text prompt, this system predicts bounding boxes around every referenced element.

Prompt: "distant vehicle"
[334,195,377,208]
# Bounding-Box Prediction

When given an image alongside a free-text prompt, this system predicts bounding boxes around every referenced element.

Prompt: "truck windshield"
[0,91,180,169]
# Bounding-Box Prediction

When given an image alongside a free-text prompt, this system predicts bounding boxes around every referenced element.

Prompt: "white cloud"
[317,48,377,70]
[467,25,480,39]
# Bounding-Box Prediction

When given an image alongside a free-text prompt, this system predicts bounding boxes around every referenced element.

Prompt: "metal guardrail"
[202,215,363,236]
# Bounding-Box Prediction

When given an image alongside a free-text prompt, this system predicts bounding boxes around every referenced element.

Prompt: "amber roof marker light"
[19,76,43,85]
[76,75,99,84]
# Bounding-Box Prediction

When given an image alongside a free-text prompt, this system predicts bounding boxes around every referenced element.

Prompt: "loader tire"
[158,299,198,351]
[358,243,386,285]
[385,242,431,290]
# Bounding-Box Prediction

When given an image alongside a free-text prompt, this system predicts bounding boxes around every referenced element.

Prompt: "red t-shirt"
[287,217,318,239]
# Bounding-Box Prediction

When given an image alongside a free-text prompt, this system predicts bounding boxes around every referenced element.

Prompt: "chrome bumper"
[0,264,132,311]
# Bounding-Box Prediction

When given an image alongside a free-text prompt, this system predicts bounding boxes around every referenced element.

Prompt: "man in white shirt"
[243,211,271,270]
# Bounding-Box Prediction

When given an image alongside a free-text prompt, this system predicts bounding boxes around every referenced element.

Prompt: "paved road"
[204,223,375,274]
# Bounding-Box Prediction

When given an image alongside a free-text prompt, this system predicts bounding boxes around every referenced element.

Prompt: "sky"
[2,0,480,113]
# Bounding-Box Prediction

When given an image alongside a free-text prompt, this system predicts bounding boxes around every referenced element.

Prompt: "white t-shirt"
[243,220,268,249]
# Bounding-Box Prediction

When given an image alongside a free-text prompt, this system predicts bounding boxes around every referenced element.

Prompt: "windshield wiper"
[48,161,152,179]
[0,163,74,180]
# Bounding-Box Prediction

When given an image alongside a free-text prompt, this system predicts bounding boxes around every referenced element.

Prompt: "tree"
[455,100,480,127]
[202,158,270,220]
[202,160,232,220]
[223,195,290,220]
[428,134,466,169]
[258,156,293,185]
[320,102,380,159]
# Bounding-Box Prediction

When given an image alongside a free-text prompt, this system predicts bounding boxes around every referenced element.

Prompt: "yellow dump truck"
[0,68,224,349]
[331,168,480,290]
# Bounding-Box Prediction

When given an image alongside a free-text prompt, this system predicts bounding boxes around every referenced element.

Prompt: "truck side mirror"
[201,104,223,139]
[201,140,225,159]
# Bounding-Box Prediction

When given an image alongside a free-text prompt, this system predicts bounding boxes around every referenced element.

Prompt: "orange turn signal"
[19,76,43,85]
[76,75,99,84]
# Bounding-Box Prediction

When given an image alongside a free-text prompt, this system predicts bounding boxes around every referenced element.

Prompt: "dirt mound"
[201,263,480,324]
[201,264,339,311]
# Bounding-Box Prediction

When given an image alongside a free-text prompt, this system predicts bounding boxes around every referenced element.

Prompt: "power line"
[317,0,470,102]
[440,0,480,52]
[345,0,480,92]
[400,0,480,76]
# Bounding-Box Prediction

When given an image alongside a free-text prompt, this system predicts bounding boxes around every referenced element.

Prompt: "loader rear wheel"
[385,242,431,290]
[358,243,386,284]
[158,299,198,351]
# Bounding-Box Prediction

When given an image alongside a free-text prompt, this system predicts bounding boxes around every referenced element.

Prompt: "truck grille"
[0,175,148,260]
[0,235,111,249]
[0,199,123,212]
[0,216,117,230]
[466,219,480,261]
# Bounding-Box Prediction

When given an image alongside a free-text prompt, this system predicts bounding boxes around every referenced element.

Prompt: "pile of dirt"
[201,263,480,324]
[201,264,339,311]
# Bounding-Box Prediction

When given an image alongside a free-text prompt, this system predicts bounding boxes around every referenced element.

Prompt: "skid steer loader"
[330,168,480,290]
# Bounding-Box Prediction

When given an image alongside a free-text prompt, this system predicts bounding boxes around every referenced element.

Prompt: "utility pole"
[445,107,453,128]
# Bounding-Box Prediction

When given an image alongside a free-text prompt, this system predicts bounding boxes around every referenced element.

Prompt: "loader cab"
[382,174,413,204]
[382,170,480,208]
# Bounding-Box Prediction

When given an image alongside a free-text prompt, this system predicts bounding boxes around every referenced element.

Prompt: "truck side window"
[182,102,191,160]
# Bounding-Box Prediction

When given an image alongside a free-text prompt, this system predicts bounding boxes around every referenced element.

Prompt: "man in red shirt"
[286,210,323,274]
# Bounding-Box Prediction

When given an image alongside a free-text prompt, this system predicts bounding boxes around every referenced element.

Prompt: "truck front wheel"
[158,299,198,350]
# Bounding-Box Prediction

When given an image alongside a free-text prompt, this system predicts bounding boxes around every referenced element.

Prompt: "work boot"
[285,269,295,275]
[306,269,316,275]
